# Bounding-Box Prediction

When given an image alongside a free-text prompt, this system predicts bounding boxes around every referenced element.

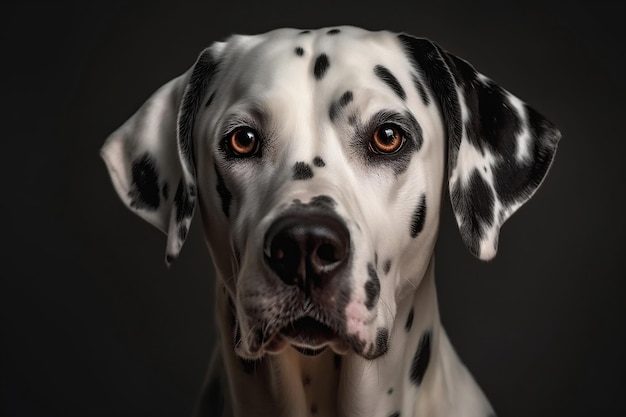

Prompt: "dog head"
[102,26,559,360]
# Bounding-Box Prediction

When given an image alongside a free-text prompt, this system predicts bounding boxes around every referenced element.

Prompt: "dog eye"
[369,124,405,154]
[227,127,261,157]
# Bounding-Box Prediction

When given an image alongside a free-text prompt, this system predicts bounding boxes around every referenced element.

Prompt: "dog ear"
[101,47,218,265]
[398,34,560,260]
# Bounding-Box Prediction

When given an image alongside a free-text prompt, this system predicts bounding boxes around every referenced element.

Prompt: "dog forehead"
[215,26,409,98]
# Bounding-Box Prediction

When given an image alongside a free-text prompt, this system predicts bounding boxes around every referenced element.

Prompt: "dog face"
[101,27,559,360]
[195,28,445,359]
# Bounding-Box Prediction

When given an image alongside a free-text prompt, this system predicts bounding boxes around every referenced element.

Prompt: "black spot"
[173,179,194,222]
[374,65,406,100]
[450,169,494,255]
[214,165,232,217]
[129,153,160,210]
[161,182,169,200]
[367,327,389,358]
[310,195,336,209]
[293,161,314,180]
[387,387,393,395]
[348,114,357,125]
[329,90,354,121]
[364,263,380,310]
[410,194,427,238]
[383,259,391,274]
[405,308,414,332]
[389,412,400,417]
[411,73,430,105]
[313,156,326,167]
[314,54,330,80]
[295,47,304,56]
[410,330,431,385]
[327,28,341,35]
[205,92,215,107]
[311,404,318,414]
[303,375,312,386]
[299,30,311,35]
[166,253,176,264]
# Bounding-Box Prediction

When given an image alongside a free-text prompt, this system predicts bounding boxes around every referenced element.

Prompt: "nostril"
[266,233,302,274]
[272,247,285,261]
[317,242,340,264]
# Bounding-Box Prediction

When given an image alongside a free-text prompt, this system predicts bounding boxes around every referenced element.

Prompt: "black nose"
[264,211,350,292]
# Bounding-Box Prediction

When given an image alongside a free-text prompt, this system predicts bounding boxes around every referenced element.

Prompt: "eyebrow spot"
[374,65,406,100]
[295,47,304,56]
[329,90,354,121]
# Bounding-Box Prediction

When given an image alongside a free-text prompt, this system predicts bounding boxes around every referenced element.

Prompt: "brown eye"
[370,123,405,154]
[228,127,260,156]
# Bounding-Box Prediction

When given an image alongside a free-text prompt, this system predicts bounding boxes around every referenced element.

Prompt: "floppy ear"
[398,34,560,260]
[101,47,218,265]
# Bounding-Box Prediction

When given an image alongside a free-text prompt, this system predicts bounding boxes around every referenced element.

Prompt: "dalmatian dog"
[101,26,559,417]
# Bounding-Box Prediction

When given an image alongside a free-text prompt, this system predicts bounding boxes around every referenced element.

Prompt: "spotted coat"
[101,26,559,417]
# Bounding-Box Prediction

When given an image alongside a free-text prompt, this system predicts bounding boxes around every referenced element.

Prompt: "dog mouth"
[259,316,350,356]
[280,317,336,347]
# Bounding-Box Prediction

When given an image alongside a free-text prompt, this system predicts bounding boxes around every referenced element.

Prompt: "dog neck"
[200,257,492,417]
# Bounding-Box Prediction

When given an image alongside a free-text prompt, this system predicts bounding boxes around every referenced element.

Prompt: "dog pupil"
[237,129,255,147]
[382,127,395,143]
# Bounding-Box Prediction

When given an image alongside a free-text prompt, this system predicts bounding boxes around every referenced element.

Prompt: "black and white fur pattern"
[101,26,560,417]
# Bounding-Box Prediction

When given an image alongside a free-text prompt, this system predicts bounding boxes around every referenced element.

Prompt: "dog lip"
[293,345,328,356]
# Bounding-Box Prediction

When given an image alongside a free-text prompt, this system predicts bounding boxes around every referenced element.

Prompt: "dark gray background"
[1,0,624,416]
